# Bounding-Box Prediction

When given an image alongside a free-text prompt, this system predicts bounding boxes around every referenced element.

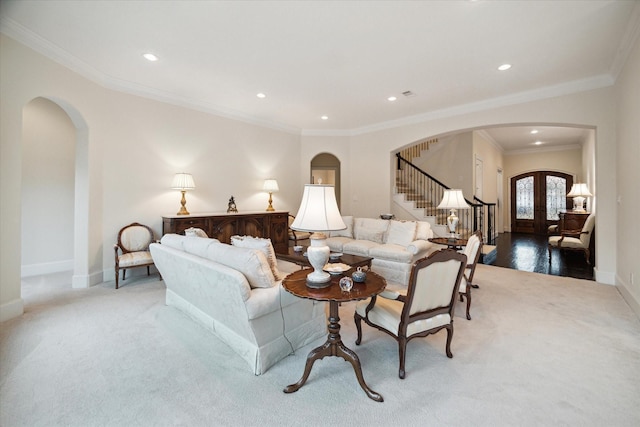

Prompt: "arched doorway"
[310,153,341,209]
[21,96,94,288]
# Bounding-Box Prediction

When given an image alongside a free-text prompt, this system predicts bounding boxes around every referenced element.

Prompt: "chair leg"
[548,245,553,263]
[146,266,150,276]
[445,326,454,358]
[354,313,363,345]
[465,291,472,321]
[115,266,119,289]
[398,337,407,379]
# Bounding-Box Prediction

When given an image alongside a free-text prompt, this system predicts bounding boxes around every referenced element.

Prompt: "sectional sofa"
[325,217,440,286]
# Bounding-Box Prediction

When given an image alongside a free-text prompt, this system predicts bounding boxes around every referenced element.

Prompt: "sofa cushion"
[415,221,433,240]
[385,220,417,247]
[369,244,414,263]
[330,215,354,238]
[354,218,389,243]
[160,234,220,258]
[230,235,284,280]
[326,236,352,252]
[205,243,275,289]
[343,240,380,256]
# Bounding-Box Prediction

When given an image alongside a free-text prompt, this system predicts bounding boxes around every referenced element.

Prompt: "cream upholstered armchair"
[288,214,311,246]
[114,222,156,289]
[459,230,483,320]
[548,214,595,265]
[354,249,467,379]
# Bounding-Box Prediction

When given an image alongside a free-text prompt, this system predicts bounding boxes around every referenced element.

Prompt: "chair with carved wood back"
[114,222,156,289]
[354,249,467,379]
[288,214,311,246]
[548,214,595,265]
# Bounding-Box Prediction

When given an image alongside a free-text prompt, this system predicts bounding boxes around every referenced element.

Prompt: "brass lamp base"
[177,190,190,215]
[266,192,275,212]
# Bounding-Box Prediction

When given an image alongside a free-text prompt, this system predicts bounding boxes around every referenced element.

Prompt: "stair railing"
[396,153,496,244]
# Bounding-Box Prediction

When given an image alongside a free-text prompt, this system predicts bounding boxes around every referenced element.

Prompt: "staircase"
[393,141,491,241]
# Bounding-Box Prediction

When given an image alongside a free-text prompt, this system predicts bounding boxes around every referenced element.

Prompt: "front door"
[511,171,573,235]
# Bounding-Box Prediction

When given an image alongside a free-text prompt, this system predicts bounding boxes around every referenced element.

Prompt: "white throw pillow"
[385,220,417,247]
[415,221,433,240]
[206,243,275,289]
[330,215,354,238]
[230,235,284,281]
[354,218,389,243]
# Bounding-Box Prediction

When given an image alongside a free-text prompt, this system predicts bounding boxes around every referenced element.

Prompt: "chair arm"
[379,289,406,302]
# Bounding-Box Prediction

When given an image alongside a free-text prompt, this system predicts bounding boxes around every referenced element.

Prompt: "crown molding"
[0,16,617,139]
[609,1,640,81]
[0,17,302,136]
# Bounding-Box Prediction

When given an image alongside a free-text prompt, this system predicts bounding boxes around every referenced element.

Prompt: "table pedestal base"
[284,301,383,402]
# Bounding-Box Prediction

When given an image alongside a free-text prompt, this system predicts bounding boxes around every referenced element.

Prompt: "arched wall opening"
[390,122,596,254]
[310,153,341,210]
[21,96,94,288]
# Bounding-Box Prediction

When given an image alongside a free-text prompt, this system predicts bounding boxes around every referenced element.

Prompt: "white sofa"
[326,217,440,286]
[150,234,326,375]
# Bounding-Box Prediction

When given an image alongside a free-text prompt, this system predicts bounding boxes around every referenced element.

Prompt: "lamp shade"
[437,189,470,210]
[566,183,592,197]
[291,184,346,232]
[263,179,279,192]
[171,173,195,190]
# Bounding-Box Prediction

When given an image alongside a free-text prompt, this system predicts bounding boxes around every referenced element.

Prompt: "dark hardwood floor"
[484,232,594,281]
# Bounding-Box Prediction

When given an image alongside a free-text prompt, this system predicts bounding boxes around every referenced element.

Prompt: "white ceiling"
[1,0,638,150]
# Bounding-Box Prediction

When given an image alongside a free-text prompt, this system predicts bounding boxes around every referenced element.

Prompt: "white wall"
[21,97,75,275]
[614,29,640,314]
[0,34,303,320]
[304,86,617,286]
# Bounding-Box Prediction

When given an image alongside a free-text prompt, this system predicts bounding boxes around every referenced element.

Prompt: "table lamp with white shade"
[263,179,279,211]
[437,189,470,239]
[290,184,346,288]
[566,183,592,213]
[171,173,196,215]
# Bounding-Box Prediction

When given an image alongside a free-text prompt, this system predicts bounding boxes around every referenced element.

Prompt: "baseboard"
[616,276,640,319]
[72,271,103,288]
[594,267,615,285]
[21,259,74,277]
[0,297,24,322]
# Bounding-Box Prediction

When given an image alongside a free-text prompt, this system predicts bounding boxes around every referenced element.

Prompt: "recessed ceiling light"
[534,141,543,145]
[388,96,397,102]
[143,53,158,61]
[498,64,511,71]
[256,93,266,99]
[530,130,539,134]
[321,115,328,120]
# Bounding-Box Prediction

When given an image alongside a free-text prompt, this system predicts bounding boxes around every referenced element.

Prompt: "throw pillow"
[330,215,354,238]
[415,221,433,240]
[230,235,284,281]
[206,243,275,289]
[354,217,389,242]
[385,220,417,247]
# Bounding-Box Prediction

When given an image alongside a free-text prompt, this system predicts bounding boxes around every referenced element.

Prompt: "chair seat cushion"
[549,236,584,248]
[355,297,451,337]
[118,251,154,268]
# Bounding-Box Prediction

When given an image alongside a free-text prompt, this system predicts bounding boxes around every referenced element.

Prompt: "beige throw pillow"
[330,215,354,238]
[386,220,417,247]
[230,235,284,281]
[206,243,275,289]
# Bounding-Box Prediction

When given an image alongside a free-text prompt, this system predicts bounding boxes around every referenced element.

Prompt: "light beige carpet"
[1,265,639,426]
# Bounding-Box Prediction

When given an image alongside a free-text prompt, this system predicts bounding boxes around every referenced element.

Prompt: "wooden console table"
[558,211,590,233]
[162,211,289,254]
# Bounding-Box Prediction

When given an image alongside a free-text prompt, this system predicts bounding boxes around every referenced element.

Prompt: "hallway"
[486,232,594,281]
